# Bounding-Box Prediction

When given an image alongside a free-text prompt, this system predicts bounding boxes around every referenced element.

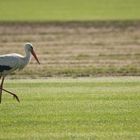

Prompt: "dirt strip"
[0,21,140,78]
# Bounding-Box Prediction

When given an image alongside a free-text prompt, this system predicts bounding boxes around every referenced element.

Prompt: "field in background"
[0,0,140,140]
[0,0,140,21]
[0,22,140,78]
[0,77,140,140]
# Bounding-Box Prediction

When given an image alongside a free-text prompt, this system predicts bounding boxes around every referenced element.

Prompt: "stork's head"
[24,43,40,64]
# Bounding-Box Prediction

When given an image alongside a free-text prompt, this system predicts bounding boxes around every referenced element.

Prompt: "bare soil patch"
[0,21,140,78]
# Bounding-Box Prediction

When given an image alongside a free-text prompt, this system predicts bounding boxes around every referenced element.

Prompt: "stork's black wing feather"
[0,65,12,72]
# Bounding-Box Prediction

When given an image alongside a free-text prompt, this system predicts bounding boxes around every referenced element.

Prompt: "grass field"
[0,77,140,139]
[0,0,140,21]
[0,1,140,140]
[0,1,140,77]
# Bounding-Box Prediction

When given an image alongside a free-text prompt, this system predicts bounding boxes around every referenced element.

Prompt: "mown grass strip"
[0,77,140,139]
[0,0,140,21]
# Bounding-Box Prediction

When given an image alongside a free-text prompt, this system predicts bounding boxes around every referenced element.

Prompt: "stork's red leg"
[2,88,20,102]
[0,76,2,103]
[0,77,5,103]
[0,77,20,103]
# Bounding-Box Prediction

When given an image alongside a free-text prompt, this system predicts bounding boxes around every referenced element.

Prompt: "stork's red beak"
[31,49,40,64]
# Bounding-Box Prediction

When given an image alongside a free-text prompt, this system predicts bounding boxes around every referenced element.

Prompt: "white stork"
[0,43,40,103]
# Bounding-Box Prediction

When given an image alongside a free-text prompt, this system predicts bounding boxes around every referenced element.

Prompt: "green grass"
[0,0,140,21]
[0,77,140,139]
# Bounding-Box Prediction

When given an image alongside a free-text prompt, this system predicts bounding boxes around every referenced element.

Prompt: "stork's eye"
[30,46,33,50]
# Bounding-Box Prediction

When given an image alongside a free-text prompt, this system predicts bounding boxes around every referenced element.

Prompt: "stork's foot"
[13,94,20,103]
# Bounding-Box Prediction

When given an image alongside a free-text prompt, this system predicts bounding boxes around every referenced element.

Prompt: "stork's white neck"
[23,48,32,65]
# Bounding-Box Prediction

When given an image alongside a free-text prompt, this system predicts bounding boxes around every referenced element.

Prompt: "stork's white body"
[0,43,40,103]
[0,53,31,77]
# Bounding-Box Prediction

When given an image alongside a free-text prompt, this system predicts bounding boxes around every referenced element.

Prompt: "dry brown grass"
[0,21,140,78]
